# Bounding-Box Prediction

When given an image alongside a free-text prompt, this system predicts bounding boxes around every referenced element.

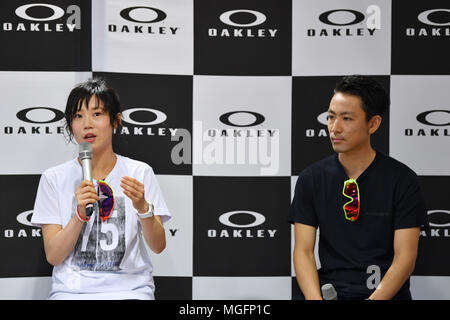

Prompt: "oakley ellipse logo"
[317,111,329,126]
[15,3,65,21]
[428,210,450,227]
[219,111,265,127]
[16,107,65,124]
[16,210,34,227]
[418,9,450,26]
[121,108,167,126]
[219,211,266,228]
[319,9,365,26]
[120,6,167,23]
[416,110,450,126]
[219,10,266,27]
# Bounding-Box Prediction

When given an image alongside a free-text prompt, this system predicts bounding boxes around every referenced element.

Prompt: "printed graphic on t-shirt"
[71,196,126,271]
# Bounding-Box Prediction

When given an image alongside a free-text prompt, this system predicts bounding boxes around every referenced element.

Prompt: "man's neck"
[338,145,376,180]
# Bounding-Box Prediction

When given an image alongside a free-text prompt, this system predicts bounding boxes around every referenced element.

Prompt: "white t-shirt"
[31,154,171,300]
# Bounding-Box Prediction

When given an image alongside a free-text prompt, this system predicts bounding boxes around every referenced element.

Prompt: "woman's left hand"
[120,176,149,213]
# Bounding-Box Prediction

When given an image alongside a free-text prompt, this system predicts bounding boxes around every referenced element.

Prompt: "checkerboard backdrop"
[1,0,449,300]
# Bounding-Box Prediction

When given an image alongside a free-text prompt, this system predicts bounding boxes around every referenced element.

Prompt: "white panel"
[92,0,193,75]
[390,76,450,175]
[193,277,291,300]
[0,277,52,300]
[0,71,90,174]
[193,75,291,176]
[410,276,450,300]
[292,0,391,75]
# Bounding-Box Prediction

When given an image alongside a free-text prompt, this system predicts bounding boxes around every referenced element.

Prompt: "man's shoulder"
[299,154,337,177]
[376,152,418,178]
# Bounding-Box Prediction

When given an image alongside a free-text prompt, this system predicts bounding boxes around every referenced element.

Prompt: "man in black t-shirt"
[289,75,428,300]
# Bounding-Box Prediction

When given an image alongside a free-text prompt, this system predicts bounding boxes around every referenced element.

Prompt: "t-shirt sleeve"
[393,170,429,230]
[288,170,318,228]
[31,170,62,227]
[143,166,171,224]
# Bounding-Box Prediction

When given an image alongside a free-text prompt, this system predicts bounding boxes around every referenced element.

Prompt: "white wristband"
[76,207,90,223]
[137,203,154,219]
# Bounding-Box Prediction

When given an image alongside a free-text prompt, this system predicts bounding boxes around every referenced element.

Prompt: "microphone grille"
[79,142,92,159]
[321,283,337,300]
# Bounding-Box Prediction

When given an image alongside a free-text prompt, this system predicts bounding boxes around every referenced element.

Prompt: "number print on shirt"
[71,196,126,271]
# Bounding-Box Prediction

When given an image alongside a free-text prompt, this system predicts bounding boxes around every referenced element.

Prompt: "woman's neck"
[79,147,117,181]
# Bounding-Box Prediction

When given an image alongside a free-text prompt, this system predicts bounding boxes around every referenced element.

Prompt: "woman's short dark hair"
[64,77,121,142]
[334,75,390,121]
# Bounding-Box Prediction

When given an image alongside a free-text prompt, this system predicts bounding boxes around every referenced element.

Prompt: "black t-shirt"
[289,151,428,299]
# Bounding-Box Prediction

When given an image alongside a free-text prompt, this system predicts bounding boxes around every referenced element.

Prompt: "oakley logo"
[317,111,329,126]
[2,210,41,238]
[416,110,450,126]
[219,111,265,127]
[219,211,266,228]
[308,6,380,37]
[16,3,65,21]
[16,107,65,124]
[319,9,365,26]
[428,210,450,227]
[208,210,276,238]
[219,9,266,27]
[319,6,380,28]
[305,111,328,138]
[209,9,277,38]
[120,6,167,24]
[16,210,34,227]
[418,9,450,26]
[14,3,81,30]
[121,108,167,126]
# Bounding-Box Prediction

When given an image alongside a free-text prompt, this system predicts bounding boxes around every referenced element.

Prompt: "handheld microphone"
[321,283,337,300]
[79,142,94,217]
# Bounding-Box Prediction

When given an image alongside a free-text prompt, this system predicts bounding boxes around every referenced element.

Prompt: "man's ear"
[368,115,382,135]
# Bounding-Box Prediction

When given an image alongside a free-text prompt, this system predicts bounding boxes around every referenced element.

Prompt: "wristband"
[137,203,154,219]
[76,206,90,223]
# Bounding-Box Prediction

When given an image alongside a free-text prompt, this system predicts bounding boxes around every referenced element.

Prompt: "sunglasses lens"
[98,181,114,220]
[343,181,359,221]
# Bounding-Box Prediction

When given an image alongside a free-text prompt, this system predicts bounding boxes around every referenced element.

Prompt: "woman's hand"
[75,180,99,219]
[120,176,148,213]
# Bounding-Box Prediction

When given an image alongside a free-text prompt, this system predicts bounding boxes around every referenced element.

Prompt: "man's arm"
[293,222,323,300]
[368,227,420,300]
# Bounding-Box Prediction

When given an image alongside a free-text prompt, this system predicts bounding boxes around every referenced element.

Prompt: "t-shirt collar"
[334,150,380,182]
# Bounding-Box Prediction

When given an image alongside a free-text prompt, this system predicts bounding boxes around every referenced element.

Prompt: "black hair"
[64,77,121,142]
[334,75,390,121]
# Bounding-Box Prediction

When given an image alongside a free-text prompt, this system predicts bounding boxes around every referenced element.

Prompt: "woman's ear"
[114,112,122,129]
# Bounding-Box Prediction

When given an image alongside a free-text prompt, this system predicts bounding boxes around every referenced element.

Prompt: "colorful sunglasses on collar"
[342,178,360,222]
[98,180,115,222]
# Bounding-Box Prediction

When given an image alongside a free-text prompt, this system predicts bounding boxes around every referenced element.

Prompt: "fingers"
[75,180,99,207]
[120,176,145,200]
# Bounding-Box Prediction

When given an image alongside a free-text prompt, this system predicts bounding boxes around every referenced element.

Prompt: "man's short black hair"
[334,75,390,121]
[64,77,121,141]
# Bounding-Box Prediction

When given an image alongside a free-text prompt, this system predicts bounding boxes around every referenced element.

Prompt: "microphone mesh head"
[79,142,92,160]
[321,283,337,300]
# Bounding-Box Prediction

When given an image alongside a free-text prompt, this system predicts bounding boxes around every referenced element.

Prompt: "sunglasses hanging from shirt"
[76,180,115,223]
[342,178,360,222]
[97,179,115,222]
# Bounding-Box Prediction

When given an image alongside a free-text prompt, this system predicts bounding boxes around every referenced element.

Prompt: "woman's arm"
[42,180,99,266]
[120,176,167,254]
